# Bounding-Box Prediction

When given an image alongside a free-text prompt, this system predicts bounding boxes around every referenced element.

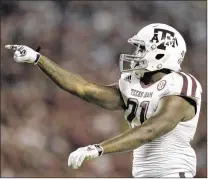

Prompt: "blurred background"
[1,1,207,178]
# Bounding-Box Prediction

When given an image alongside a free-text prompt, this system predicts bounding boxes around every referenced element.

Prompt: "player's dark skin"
[37,55,196,154]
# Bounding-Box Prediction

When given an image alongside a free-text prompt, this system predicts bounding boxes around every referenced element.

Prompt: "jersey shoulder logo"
[123,75,132,83]
[157,80,167,91]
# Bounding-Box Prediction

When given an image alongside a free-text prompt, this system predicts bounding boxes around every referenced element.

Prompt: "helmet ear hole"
[155,54,164,60]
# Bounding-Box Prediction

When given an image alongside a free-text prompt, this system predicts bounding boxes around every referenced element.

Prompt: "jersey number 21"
[126,98,149,124]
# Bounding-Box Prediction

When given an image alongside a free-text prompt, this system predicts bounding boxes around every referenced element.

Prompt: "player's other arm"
[5,45,125,110]
[100,95,196,154]
[68,95,196,169]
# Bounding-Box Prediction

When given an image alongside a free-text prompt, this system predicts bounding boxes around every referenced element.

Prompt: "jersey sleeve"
[162,72,202,105]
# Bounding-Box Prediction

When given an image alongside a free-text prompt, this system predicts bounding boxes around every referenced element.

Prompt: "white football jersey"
[118,71,202,177]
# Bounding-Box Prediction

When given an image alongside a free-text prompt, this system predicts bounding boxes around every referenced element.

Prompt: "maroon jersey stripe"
[178,72,189,96]
[187,74,197,97]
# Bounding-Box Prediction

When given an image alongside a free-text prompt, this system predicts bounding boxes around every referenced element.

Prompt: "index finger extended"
[5,45,20,51]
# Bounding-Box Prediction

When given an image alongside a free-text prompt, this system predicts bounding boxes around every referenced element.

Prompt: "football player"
[5,23,202,178]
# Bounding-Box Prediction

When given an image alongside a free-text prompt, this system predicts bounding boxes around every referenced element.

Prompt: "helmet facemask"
[120,40,147,71]
[119,38,154,78]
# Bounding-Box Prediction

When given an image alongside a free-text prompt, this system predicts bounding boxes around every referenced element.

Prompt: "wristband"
[94,144,104,156]
[34,46,41,65]
[34,54,40,65]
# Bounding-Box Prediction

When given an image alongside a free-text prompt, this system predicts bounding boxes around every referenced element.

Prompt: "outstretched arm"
[68,95,196,169]
[37,55,125,110]
[5,45,125,110]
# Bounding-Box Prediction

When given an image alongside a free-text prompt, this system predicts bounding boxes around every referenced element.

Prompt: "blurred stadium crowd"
[1,1,207,178]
